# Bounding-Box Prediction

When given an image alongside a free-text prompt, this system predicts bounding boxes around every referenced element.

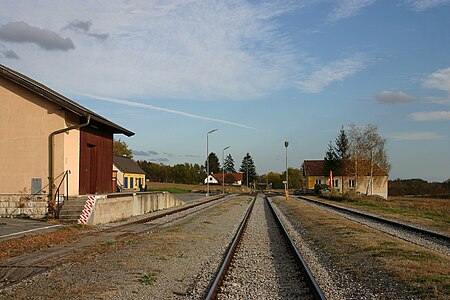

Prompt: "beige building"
[303,160,388,199]
[0,64,133,217]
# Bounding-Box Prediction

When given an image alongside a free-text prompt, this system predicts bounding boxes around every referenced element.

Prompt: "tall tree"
[348,124,391,174]
[348,124,391,194]
[239,153,257,187]
[113,139,133,157]
[266,172,283,189]
[224,154,236,173]
[335,126,350,160]
[205,152,220,174]
[281,168,304,189]
[324,141,337,174]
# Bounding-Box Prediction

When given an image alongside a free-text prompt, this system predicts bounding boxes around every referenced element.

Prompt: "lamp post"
[284,140,289,200]
[206,129,218,196]
[222,146,230,194]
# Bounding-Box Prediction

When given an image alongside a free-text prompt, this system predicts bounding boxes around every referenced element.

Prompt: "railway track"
[0,194,231,290]
[294,195,450,255]
[206,193,325,300]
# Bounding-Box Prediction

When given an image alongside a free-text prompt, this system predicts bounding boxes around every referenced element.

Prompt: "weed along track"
[295,195,450,255]
[0,194,231,290]
[206,193,324,300]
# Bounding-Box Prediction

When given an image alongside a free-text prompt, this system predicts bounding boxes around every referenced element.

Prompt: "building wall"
[0,77,79,196]
[305,174,388,199]
[123,173,146,191]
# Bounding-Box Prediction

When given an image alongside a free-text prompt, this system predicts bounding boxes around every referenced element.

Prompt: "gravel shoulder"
[1,195,253,300]
[271,196,449,299]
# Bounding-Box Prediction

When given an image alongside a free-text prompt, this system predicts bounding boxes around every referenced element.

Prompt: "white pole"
[222,146,230,194]
[284,141,289,200]
[206,129,218,196]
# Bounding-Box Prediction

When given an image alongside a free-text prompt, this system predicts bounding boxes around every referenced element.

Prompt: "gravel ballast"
[217,194,313,299]
[1,195,253,299]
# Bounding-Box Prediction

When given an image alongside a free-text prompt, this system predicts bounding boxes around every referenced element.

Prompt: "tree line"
[388,178,450,197]
[134,151,258,186]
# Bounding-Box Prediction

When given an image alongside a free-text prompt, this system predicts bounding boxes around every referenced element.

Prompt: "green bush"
[314,184,329,194]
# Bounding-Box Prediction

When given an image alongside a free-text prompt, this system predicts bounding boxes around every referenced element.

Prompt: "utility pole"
[206,129,218,196]
[284,140,289,200]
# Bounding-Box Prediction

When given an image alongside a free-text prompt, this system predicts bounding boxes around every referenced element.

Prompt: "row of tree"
[388,178,450,196]
[135,151,258,186]
[137,161,205,184]
[259,168,304,190]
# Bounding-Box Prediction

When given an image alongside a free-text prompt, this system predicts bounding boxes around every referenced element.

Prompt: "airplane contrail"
[72,92,255,130]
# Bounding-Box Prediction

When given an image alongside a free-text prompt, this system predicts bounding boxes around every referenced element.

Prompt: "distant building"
[113,155,146,192]
[204,173,243,186]
[303,160,388,199]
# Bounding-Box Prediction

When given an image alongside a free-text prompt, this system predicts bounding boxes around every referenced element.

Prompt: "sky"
[1,0,449,182]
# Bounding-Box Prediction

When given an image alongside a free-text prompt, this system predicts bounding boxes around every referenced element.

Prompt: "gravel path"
[217,194,313,300]
[1,195,253,299]
[295,196,450,255]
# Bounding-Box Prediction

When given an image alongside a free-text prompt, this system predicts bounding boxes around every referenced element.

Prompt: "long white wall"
[89,192,184,225]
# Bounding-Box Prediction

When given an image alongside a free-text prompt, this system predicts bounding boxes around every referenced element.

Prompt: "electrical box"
[31,178,42,195]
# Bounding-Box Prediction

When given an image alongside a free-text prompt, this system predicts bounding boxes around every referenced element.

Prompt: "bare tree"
[348,124,391,195]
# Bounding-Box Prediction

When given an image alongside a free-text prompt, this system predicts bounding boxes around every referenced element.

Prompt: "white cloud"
[74,92,256,129]
[409,111,450,121]
[296,56,369,93]
[0,1,306,101]
[404,0,450,11]
[328,0,376,22]
[375,91,417,104]
[423,67,450,93]
[389,131,444,141]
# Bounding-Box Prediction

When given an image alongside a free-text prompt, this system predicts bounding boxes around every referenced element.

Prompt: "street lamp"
[206,129,218,196]
[222,146,230,194]
[284,140,289,200]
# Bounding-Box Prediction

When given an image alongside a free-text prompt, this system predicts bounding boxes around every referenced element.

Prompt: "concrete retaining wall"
[89,192,184,225]
[0,194,47,218]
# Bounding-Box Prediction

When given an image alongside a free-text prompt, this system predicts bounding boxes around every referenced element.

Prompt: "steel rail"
[206,194,326,300]
[295,195,450,245]
[205,194,257,300]
[266,196,326,300]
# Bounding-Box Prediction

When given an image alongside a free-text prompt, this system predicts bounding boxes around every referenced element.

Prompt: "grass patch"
[317,194,450,232]
[147,187,189,194]
[140,273,157,285]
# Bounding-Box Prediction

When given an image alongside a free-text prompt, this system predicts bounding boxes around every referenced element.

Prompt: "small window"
[333,179,339,187]
[349,179,355,188]
[130,177,134,188]
[315,179,322,185]
[124,177,128,188]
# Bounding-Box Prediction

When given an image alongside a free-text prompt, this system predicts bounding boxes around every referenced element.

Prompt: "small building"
[204,173,243,186]
[303,160,388,199]
[113,155,146,192]
[204,174,219,185]
[0,64,133,217]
